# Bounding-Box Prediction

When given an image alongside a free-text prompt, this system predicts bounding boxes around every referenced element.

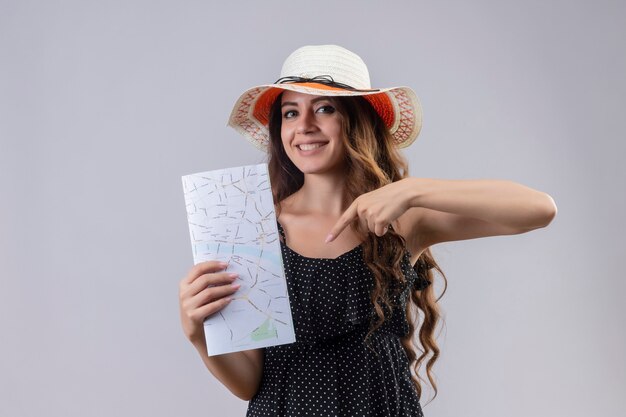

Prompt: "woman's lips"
[296,142,327,151]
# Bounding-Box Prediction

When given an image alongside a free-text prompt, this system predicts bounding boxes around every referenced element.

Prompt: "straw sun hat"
[227,44,423,151]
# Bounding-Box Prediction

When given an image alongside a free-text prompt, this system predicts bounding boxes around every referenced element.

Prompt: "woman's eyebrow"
[281,97,330,108]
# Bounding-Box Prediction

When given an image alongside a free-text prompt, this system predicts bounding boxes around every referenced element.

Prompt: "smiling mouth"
[297,143,327,151]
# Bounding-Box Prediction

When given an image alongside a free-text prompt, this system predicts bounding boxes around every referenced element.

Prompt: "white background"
[1,0,624,416]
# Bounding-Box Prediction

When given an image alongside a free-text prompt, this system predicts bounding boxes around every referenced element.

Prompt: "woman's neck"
[288,173,347,217]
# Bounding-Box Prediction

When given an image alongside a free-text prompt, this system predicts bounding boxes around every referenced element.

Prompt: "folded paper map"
[182,163,296,356]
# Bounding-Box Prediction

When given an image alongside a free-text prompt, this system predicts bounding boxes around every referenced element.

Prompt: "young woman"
[178,45,557,417]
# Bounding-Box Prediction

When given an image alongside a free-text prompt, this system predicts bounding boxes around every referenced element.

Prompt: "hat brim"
[227,82,422,151]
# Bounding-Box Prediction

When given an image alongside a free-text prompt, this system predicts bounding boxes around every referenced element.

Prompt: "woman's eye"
[317,105,335,114]
[283,110,297,119]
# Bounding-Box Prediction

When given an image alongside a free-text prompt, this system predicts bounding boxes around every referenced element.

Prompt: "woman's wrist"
[190,335,208,355]
[405,177,429,209]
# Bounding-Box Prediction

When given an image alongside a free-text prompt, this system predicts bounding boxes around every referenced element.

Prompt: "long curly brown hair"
[266,91,447,404]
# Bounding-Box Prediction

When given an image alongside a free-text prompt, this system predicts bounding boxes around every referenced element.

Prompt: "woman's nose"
[296,109,316,134]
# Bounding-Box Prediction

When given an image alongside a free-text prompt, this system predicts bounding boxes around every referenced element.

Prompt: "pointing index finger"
[326,203,357,243]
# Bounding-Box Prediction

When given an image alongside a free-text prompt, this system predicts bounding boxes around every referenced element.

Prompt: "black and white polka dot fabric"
[246,221,426,417]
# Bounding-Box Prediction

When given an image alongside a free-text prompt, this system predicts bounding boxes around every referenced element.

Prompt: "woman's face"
[279,91,347,176]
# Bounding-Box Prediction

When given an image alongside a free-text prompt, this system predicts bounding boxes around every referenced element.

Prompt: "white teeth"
[298,143,325,151]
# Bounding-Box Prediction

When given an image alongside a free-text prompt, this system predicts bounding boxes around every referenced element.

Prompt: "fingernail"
[325,234,333,243]
[228,273,238,279]
[231,283,241,289]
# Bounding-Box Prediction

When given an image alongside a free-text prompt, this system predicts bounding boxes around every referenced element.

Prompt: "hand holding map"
[182,163,296,356]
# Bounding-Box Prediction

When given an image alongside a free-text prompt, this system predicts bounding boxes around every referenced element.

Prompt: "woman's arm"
[179,261,264,401]
[192,342,264,401]
[406,178,557,230]
[326,178,557,251]
[399,178,557,250]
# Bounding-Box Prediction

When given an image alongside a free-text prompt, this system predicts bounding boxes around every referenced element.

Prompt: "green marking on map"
[251,318,278,341]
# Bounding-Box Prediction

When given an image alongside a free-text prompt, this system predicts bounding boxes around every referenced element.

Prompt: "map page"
[182,163,296,356]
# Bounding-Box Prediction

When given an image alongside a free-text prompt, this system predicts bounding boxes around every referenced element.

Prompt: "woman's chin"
[296,164,345,177]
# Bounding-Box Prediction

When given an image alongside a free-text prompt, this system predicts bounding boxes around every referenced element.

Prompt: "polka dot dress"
[246,222,427,417]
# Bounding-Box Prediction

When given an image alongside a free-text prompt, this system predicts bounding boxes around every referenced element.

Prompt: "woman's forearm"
[192,340,263,401]
[407,178,557,230]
